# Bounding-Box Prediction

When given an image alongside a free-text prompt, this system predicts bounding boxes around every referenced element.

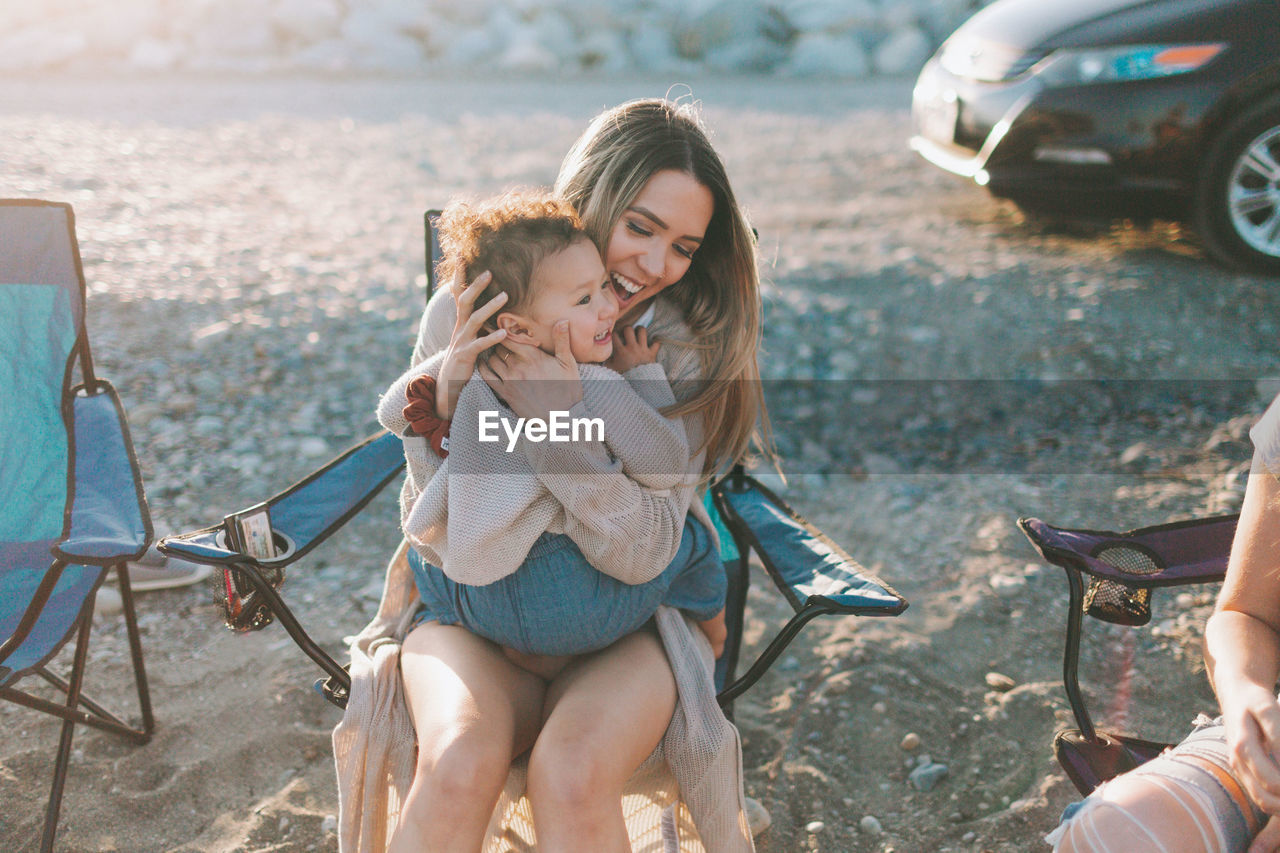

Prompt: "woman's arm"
[1205,455,1280,814]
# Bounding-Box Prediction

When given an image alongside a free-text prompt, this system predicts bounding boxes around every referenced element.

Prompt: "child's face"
[502,239,619,363]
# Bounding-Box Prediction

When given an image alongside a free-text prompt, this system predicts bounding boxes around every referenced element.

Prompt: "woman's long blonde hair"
[554,98,770,477]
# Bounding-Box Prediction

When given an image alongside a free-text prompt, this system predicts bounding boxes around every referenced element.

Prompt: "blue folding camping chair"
[0,199,155,852]
[158,210,908,713]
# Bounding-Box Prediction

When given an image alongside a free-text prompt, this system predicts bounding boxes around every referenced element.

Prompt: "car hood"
[954,0,1256,51]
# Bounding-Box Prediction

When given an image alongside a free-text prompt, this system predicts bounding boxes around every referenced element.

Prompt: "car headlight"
[1034,43,1225,86]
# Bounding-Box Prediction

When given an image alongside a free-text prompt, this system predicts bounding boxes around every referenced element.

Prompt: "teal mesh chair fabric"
[0,284,75,542]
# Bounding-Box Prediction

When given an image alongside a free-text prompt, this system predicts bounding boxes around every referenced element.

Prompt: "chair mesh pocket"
[1082,545,1160,626]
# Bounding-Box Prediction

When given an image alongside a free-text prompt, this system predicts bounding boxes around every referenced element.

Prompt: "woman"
[1049,392,1280,853]
[334,97,767,852]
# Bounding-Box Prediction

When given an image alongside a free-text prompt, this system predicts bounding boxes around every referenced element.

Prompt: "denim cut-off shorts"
[406,515,726,656]
[1048,715,1267,852]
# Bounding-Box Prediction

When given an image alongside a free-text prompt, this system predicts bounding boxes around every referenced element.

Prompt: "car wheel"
[1195,94,1280,274]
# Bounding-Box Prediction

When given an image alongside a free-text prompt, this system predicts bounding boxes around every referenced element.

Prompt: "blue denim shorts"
[407,514,725,656]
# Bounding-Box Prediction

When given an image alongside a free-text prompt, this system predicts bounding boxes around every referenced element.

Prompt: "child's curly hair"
[436,190,588,331]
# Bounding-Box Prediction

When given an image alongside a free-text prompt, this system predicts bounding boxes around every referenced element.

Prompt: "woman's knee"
[415,727,513,806]
[526,730,621,809]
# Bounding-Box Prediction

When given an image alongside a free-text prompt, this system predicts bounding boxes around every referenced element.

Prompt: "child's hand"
[697,609,728,659]
[605,325,660,373]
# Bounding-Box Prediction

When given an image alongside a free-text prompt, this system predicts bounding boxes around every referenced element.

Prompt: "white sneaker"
[111,543,214,592]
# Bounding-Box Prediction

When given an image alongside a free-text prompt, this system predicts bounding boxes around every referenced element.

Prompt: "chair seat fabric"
[0,540,104,687]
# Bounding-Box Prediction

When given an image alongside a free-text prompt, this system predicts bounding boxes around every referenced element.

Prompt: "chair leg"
[41,605,95,853]
[116,563,155,736]
[1062,567,1098,742]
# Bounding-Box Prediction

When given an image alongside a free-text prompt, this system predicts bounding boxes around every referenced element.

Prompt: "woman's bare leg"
[526,629,677,852]
[390,621,547,853]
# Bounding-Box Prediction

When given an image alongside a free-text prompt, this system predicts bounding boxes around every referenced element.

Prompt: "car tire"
[1194,93,1280,274]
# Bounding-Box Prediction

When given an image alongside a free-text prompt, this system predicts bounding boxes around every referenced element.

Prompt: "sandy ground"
[2,72,1278,853]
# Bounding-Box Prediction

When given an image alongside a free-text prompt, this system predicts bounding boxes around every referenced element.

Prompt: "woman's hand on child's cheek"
[437,272,507,419]
[480,323,582,420]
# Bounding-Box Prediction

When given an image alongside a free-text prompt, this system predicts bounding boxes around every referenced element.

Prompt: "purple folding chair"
[1018,514,1237,795]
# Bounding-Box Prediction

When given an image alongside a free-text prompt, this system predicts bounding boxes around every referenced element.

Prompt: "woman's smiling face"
[604,169,714,323]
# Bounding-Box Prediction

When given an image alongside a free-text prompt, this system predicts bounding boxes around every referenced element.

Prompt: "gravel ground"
[1,72,1278,853]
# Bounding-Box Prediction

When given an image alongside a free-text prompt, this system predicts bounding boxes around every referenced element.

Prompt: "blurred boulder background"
[0,0,991,77]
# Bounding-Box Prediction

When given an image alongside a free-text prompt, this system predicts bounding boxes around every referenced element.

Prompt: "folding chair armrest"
[1018,515,1235,588]
[711,470,908,616]
[159,430,405,567]
[710,469,907,706]
[53,382,151,565]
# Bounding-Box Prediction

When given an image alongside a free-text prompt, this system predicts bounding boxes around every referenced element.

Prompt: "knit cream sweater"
[332,289,755,852]
[376,353,694,586]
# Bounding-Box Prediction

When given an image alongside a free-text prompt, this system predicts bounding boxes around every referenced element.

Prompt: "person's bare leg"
[525,629,677,852]
[1054,771,1228,853]
[389,622,547,853]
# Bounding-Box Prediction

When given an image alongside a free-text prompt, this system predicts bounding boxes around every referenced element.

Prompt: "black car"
[910,0,1280,272]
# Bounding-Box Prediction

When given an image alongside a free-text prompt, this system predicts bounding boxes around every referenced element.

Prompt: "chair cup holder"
[1083,578,1152,626]
[214,529,297,564]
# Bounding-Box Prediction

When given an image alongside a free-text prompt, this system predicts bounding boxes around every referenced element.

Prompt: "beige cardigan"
[332,290,754,852]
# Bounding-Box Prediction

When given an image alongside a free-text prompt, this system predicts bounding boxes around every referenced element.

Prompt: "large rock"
[499,25,563,73]
[705,37,788,73]
[431,0,502,28]
[341,7,427,72]
[529,10,579,60]
[924,0,981,41]
[77,4,164,58]
[129,38,184,72]
[780,0,878,35]
[271,0,344,46]
[0,26,87,71]
[782,32,870,77]
[440,7,522,67]
[674,0,780,61]
[441,26,502,67]
[578,29,631,72]
[872,25,933,76]
[290,38,353,72]
[879,0,922,32]
[624,21,684,73]
[181,0,278,59]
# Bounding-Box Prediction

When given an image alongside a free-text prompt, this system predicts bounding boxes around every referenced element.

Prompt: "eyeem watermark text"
[478,410,604,452]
